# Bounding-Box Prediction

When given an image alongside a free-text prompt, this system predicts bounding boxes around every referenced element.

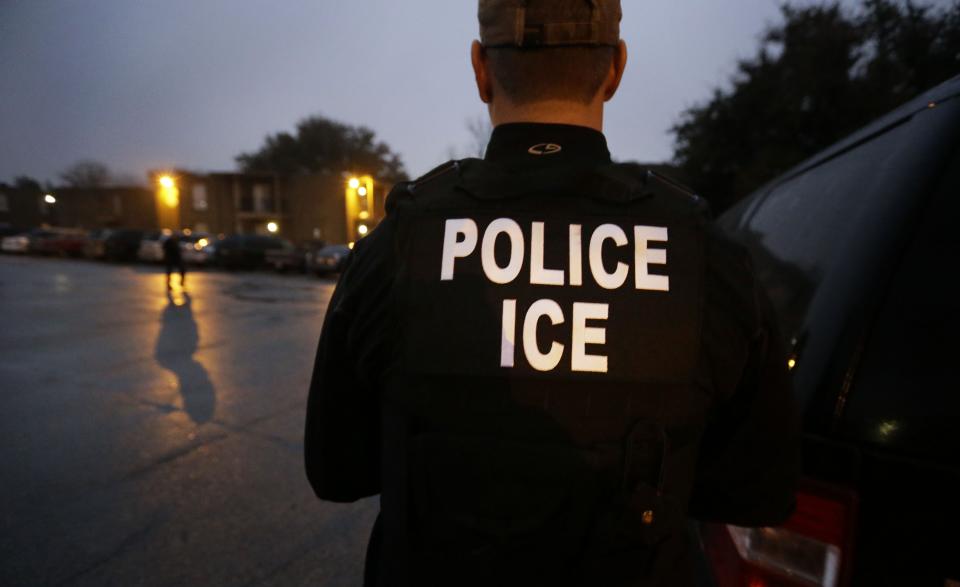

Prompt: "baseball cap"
[479,0,622,48]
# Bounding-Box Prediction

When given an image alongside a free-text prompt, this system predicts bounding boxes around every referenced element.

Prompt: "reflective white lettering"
[522,299,565,372]
[530,222,564,286]
[500,299,517,368]
[481,218,525,284]
[589,224,629,290]
[572,302,608,373]
[569,224,583,287]
[440,218,478,281]
[634,226,669,291]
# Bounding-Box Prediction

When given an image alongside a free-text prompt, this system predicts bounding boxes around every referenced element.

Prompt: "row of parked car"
[0,226,352,276]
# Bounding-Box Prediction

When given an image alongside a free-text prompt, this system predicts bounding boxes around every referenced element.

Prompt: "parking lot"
[0,255,376,586]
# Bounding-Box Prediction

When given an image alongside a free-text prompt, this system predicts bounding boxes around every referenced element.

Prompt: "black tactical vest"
[378,158,710,586]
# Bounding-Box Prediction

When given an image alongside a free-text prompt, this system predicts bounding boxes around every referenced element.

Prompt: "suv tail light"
[702,479,858,587]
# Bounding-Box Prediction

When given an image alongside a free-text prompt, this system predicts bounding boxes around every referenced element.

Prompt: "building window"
[192,183,208,211]
[0,193,8,212]
[252,183,272,213]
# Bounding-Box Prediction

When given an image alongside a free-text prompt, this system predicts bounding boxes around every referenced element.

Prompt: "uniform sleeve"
[688,226,801,527]
[304,218,398,503]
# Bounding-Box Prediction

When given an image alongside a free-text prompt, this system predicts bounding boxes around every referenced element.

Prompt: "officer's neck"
[488,98,604,133]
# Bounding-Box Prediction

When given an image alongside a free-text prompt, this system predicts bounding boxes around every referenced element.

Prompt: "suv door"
[710,78,960,585]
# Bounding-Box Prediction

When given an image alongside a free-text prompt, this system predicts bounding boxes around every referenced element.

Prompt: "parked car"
[265,240,327,273]
[215,234,289,270]
[176,232,213,265]
[306,244,351,276]
[83,228,112,259]
[42,228,89,257]
[2,230,32,254]
[1,228,54,254]
[136,231,166,263]
[699,76,960,586]
[182,234,218,266]
[103,229,145,262]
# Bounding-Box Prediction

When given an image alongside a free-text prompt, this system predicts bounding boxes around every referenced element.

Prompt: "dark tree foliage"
[236,115,408,182]
[13,176,43,193]
[672,0,960,213]
[59,160,111,188]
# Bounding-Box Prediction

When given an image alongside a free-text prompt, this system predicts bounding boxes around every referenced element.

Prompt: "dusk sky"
[1,0,914,185]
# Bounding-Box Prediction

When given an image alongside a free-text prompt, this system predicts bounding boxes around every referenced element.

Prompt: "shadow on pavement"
[155,291,216,424]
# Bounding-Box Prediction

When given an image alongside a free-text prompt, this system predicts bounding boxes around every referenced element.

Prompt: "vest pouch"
[587,421,684,554]
[580,484,687,587]
[409,431,603,576]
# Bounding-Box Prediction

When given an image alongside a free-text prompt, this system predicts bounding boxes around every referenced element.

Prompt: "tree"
[236,115,408,182]
[672,0,960,213]
[59,160,111,188]
[13,176,43,193]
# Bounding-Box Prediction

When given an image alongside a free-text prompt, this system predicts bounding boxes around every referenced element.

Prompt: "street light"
[44,194,56,204]
[345,175,375,241]
[267,221,279,234]
[157,175,178,208]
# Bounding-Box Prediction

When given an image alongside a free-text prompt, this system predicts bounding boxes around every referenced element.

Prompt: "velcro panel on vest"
[396,210,703,384]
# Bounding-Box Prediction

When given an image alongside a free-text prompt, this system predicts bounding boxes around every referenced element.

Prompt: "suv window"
[726,137,917,342]
[720,101,958,404]
[841,156,960,460]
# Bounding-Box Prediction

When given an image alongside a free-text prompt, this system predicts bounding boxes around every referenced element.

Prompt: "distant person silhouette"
[163,233,186,290]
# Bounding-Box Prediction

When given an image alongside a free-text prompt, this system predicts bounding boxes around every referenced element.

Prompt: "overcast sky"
[0,0,926,185]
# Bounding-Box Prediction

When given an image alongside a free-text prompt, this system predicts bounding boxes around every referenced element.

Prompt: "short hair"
[484,1,616,105]
[486,46,616,105]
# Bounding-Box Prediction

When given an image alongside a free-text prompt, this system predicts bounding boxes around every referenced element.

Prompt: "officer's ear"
[602,40,628,102]
[471,40,494,104]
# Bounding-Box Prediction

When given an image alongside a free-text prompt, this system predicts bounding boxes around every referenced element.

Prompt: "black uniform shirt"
[304,123,800,584]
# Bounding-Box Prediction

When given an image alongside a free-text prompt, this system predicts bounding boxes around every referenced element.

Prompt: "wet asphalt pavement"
[0,255,377,586]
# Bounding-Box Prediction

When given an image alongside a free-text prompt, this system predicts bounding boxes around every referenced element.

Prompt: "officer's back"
[304,2,800,586]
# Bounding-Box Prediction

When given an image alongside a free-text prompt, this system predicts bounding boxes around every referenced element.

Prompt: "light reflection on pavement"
[0,256,376,587]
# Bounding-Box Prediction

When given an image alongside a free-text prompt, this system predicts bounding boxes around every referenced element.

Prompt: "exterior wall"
[282,174,393,244]
[0,171,390,241]
[0,188,45,229]
[0,186,156,230]
[284,174,347,244]
[152,171,283,237]
[59,187,158,229]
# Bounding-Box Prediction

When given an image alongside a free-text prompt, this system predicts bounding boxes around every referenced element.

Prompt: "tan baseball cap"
[479,0,622,48]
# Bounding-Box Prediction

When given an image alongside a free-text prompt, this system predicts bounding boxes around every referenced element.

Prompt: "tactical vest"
[378,159,710,587]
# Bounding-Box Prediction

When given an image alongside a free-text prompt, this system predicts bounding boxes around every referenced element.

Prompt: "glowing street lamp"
[345,175,375,241]
[267,221,279,234]
[43,194,56,204]
[157,174,179,208]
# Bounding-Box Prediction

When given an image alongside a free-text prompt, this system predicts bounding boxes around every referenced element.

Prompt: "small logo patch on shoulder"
[528,143,562,156]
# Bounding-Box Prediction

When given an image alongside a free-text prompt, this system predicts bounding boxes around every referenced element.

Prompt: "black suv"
[700,75,960,586]
[103,228,145,262]
[215,234,289,270]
